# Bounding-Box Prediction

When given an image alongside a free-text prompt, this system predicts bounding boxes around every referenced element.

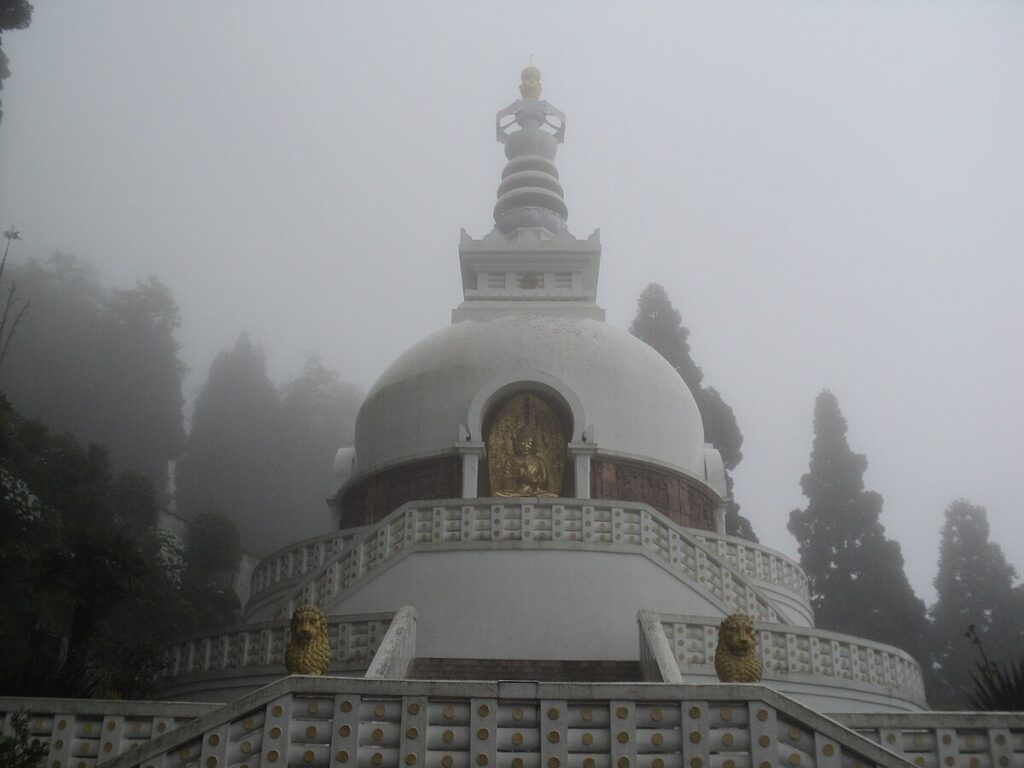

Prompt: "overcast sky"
[2,1,1021,604]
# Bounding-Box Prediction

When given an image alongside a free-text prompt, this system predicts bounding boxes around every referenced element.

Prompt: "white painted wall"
[325,548,725,660]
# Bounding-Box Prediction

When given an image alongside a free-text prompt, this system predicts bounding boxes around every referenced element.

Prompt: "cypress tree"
[929,500,1024,708]
[788,390,927,661]
[630,283,756,541]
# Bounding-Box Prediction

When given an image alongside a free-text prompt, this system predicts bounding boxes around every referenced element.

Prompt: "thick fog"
[1,1,1021,602]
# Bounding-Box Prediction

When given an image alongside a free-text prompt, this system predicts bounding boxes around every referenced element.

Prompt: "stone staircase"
[407,658,643,682]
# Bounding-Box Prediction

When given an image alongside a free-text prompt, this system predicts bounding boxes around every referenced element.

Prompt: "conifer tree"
[928,500,1024,708]
[175,338,361,555]
[630,283,756,541]
[788,391,927,661]
[174,333,284,554]
[279,354,360,529]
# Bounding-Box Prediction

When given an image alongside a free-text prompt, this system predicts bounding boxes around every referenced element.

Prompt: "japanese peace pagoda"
[7,67,1021,768]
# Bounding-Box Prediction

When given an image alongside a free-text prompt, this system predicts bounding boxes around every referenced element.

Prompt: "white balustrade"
[691,531,809,600]
[248,503,811,619]
[659,614,927,705]
[11,681,1021,768]
[249,529,369,599]
[836,713,1024,768]
[275,499,805,626]
[95,677,927,768]
[0,699,218,767]
[158,613,394,686]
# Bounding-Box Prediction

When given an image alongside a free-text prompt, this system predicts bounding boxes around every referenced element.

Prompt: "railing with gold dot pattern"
[271,499,806,627]
[92,677,952,768]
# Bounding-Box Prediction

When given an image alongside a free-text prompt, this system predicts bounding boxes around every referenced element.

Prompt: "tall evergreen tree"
[788,390,927,662]
[928,500,1024,708]
[279,354,360,532]
[176,340,362,555]
[181,511,243,629]
[630,283,756,540]
[175,333,283,555]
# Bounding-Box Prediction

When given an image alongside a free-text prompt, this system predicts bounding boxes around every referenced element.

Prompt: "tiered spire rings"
[493,67,569,236]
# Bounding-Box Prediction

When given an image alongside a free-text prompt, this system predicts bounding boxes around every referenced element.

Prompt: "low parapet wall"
[260,499,809,630]
[657,613,927,712]
[99,677,924,768]
[245,500,813,627]
[154,612,394,702]
[5,683,1022,768]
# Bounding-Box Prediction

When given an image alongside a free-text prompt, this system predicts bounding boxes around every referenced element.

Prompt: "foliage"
[0,0,33,125]
[181,511,243,629]
[0,254,185,496]
[630,283,756,541]
[928,501,1024,707]
[0,0,32,31]
[966,626,1024,711]
[176,338,360,555]
[0,395,193,698]
[788,390,928,662]
[0,712,47,768]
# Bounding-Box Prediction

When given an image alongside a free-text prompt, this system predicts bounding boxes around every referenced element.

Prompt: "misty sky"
[1,1,1021,604]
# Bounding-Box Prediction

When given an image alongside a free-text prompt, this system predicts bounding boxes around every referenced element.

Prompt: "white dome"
[353,313,708,482]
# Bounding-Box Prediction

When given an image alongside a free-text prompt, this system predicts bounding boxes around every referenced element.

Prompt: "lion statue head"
[713,613,762,683]
[285,605,331,676]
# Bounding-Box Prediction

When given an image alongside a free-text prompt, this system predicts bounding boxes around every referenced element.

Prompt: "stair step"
[407,658,644,682]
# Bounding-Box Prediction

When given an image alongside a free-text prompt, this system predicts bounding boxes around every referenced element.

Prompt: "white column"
[714,505,727,535]
[567,442,597,499]
[456,441,486,498]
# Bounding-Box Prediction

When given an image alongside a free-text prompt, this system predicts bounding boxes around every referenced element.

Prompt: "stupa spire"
[454,66,602,323]
[492,66,568,237]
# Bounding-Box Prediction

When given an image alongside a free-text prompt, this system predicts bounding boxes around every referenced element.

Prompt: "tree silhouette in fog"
[928,499,1024,708]
[0,0,33,125]
[630,283,755,541]
[0,254,185,496]
[788,390,927,663]
[175,333,282,554]
[176,336,360,555]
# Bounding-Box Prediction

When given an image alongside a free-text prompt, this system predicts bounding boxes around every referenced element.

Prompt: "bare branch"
[0,298,29,372]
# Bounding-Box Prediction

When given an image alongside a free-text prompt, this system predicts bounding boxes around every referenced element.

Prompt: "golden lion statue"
[713,614,762,683]
[285,605,331,675]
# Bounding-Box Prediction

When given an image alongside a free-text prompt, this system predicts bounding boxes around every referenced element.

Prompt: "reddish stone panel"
[337,455,460,528]
[590,457,718,531]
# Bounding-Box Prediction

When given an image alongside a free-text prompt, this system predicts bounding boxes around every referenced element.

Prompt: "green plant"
[0,712,47,768]
[966,624,1024,711]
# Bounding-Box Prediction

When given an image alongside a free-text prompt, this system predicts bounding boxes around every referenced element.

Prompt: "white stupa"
[152,67,926,715]
[18,66,1024,768]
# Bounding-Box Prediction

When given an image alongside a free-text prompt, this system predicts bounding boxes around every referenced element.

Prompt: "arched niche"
[465,367,585,443]
[461,368,589,499]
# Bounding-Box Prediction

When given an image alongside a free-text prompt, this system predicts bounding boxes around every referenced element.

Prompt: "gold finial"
[520,65,541,100]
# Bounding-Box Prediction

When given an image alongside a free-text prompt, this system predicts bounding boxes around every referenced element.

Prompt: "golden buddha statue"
[487,393,564,497]
[500,427,552,496]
